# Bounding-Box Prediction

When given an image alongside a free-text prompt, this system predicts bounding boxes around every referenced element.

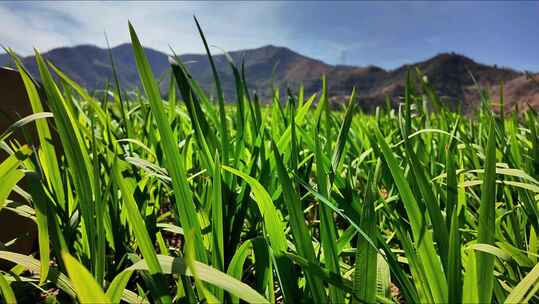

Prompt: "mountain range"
[1,44,537,112]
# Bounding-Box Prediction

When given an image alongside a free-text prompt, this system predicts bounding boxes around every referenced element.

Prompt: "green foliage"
[0,21,538,304]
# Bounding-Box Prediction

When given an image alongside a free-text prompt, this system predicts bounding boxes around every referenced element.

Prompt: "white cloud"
[0,1,292,55]
[0,5,71,53]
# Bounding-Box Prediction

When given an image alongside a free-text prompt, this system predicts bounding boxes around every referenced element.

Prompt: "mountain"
[0,44,532,112]
[358,53,520,111]
[15,44,170,91]
[170,45,334,100]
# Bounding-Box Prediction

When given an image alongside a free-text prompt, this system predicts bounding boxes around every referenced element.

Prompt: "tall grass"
[1,21,539,303]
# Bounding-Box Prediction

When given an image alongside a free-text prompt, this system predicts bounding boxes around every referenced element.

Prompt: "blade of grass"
[353,160,381,304]
[0,146,31,209]
[128,22,207,263]
[128,255,269,304]
[61,251,109,303]
[401,79,450,270]
[193,16,229,167]
[505,262,539,303]
[476,116,498,304]
[0,272,16,304]
[106,271,134,304]
[272,141,328,304]
[210,153,224,302]
[221,165,300,303]
[35,50,96,271]
[373,125,448,303]
[6,53,63,208]
[112,160,172,304]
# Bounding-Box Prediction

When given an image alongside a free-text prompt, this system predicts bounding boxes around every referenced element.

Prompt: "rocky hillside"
[0,44,532,112]
[489,73,539,112]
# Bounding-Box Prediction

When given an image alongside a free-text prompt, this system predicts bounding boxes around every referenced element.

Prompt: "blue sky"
[1,1,538,71]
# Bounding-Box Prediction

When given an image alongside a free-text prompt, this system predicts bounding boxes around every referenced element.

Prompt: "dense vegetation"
[1,21,538,303]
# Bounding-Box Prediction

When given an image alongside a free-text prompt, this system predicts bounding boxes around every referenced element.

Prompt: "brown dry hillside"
[490,74,539,112]
[347,53,520,111]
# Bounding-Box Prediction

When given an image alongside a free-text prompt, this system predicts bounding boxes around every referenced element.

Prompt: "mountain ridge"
[0,44,534,111]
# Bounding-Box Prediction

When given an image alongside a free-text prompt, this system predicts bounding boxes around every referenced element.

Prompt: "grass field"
[1,22,539,303]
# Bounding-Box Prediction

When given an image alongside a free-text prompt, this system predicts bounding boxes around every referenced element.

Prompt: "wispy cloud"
[0,1,291,55]
[1,1,537,70]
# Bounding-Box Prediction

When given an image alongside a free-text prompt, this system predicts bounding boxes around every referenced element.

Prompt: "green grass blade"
[35,50,96,268]
[61,251,110,303]
[26,171,51,286]
[210,154,224,302]
[447,204,462,304]
[8,53,62,204]
[0,146,31,209]
[331,88,356,173]
[373,125,448,303]
[314,129,343,303]
[285,253,394,304]
[106,271,134,304]
[219,166,285,249]
[505,262,539,303]
[48,63,109,129]
[272,141,328,304]
[193,16,230,166]
[0,251,76,299]
[169,59,220,158]
[401,82,450,269]
[221,165,300,303]
[376,254,391,299]
[0,272,16,304]
[105,33,132,140]
[129,255,269,304]
[112,160,172,304]
[476,116,498,304]
[128,22,207,263]
[403,142,450,269]
[446,119,462,304]
[227,238,254,304]
[353,160,381,303]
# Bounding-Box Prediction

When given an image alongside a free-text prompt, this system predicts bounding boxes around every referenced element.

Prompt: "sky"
[1,1,538,71]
